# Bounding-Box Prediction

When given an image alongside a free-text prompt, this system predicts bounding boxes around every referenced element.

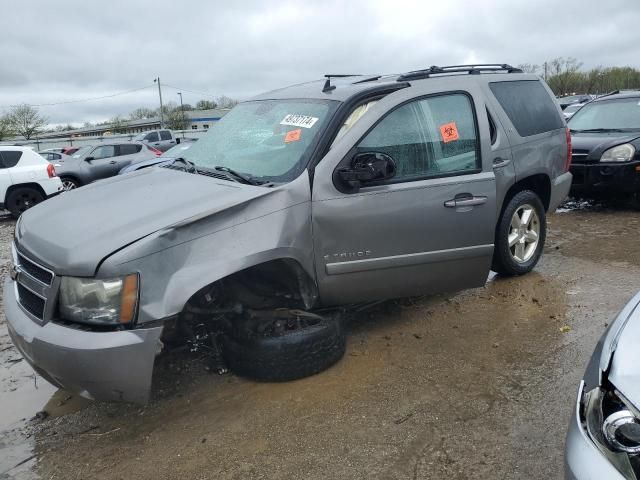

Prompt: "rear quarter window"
[489,80,564,137]
[0,151,23,168]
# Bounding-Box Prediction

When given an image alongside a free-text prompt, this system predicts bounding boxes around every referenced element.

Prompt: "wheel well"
[184,259,319,313]
[503,174,551,214]
[5,183,47,204]
[59,174,81,186]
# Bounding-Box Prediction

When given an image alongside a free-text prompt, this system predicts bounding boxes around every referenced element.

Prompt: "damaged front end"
[566,292,640,480]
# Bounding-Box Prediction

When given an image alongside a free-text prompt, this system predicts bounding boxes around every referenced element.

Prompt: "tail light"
[565,127,572,172]
[47,163,57,178]
[148,146,162,156]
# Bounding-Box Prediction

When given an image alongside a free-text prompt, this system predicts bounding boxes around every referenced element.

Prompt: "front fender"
[98,175,314,324]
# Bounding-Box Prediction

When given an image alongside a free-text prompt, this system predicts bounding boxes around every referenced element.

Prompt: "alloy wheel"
[508,204,540,263]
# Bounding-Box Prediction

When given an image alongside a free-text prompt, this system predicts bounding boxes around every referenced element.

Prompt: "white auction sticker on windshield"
[280,114,319,129]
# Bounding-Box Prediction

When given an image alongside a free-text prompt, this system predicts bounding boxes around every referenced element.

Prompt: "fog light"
[603,410,640,454]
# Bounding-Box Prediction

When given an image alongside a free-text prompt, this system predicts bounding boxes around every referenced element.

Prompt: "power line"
[162,83,218,99]
[0,84,155,108]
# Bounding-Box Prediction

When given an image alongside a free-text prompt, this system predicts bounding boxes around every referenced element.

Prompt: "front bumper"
[565,381,625,480]
[570,161,640,195]
[4,277,163,404]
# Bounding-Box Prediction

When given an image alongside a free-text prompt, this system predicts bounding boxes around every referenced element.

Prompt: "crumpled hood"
[571,132,640,161]
[604,291,640,408]
[16,167,273,276]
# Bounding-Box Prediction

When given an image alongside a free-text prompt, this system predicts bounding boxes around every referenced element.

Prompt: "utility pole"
[154,77,164,128]
[177,92,185,138]
[544,62,548,81]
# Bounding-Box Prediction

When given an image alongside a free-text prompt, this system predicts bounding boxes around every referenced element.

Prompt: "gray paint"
[6,71,571,402]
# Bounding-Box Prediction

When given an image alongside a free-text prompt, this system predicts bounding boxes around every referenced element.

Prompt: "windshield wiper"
[212,166,262,185]
[570,128,628,133]
[168,157,197,173]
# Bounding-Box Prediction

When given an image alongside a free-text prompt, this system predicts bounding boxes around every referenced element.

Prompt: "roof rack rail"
[322,74,361,92]
[397,64,522,81]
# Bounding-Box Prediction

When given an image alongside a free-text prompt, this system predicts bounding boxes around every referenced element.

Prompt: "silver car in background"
[565,292,640,479]
[53,142,159,189]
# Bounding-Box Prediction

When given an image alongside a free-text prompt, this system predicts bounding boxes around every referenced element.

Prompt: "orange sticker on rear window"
[284,129,302,143]
[439,122,460,143]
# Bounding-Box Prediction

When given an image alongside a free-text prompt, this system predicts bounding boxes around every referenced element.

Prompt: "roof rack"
[397,64,522,81]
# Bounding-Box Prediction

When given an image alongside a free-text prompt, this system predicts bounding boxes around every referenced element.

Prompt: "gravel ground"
[1,203,639,479]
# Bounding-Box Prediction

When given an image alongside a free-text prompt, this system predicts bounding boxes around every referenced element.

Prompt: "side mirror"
[337,152,396,190]
[85,156,94,162]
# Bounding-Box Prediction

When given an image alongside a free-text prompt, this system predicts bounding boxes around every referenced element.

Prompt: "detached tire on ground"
[222,311,346,382]
[492,189,546,276]
[6,187,44,218]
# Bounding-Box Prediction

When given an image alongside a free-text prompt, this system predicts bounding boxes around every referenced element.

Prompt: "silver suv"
[54,142,158,190]
[5,65,572,403]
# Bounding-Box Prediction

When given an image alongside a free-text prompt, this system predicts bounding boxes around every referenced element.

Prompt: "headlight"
[59,274,139,326]
[600,143,636,162]
[583,385,640,478]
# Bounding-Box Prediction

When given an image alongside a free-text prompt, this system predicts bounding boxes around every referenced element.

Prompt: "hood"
[571,131,640,161]
[16,167,274,276]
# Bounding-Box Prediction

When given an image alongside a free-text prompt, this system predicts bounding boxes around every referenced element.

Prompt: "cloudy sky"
[2,0,639,126]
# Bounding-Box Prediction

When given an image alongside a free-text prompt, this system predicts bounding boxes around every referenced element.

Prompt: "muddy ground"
[1,202,639,479]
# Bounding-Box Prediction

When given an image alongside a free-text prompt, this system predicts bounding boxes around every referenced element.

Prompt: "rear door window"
[489,80,564,137]
[159,130,172,140]
[145,132,160,142]
[0,151,23,168]
[118,144,141,155]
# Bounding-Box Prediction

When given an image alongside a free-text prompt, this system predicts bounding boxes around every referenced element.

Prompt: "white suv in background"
[0,146,63,218]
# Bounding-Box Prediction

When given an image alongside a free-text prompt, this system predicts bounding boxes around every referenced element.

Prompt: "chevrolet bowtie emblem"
[9,264,18,281]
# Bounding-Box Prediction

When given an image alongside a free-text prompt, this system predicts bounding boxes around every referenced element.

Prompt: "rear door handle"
[444,195,488,208]
[109,160,117,164]
[493,157,511,168]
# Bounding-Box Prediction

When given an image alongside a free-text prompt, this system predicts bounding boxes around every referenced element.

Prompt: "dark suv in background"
[568,91,640,203]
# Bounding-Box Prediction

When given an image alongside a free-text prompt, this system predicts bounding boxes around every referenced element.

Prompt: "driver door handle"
[109,160,117,164]
[444,195,488,208]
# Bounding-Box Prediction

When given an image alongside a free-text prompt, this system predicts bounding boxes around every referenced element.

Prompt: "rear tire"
[492,190,546,276]
[222,311,346,382]
[6,187,45,219]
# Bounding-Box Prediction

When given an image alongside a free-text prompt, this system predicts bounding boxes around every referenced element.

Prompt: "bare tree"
[547,57,583,96]
[215,96,238,109]
[6,104,48,140]
[108,116,128,134]
[517,63,540,74]
[0,114,14,141]
[166,107,189,130]
[129,107,156,120]
[196,99,217,110]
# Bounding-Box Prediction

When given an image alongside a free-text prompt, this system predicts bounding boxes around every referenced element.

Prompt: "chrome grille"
[16,283,45,318]
[17,252,53,285]
[14,245,55,322]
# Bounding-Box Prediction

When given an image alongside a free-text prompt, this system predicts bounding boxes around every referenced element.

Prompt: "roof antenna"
[322,74,361,93]
[322,76,336,93]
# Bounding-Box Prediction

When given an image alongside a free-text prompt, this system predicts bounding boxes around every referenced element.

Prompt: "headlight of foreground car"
[59,274,139,325]
[583,385,640,478]
[600,143,636,162]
